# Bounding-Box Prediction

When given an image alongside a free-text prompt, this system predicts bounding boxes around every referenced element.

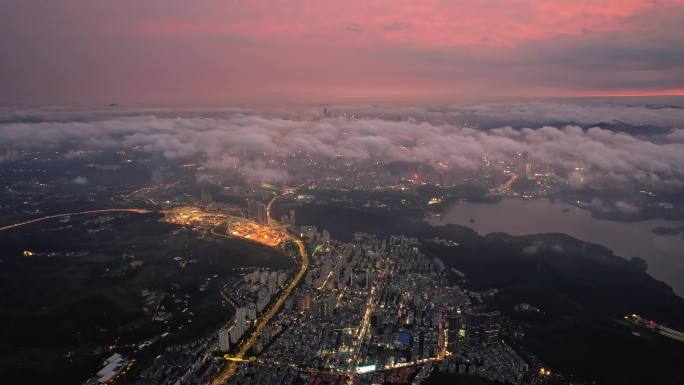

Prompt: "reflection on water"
[429,199,684,297]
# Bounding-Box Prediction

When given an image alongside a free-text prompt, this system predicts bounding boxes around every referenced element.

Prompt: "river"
[428,199,684,297]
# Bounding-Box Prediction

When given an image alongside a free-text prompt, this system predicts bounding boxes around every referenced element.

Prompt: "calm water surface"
[429,199,684,297]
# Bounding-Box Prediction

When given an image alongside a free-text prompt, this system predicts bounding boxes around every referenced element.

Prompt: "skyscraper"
[218,327,231,352]
[257,201,267,224]
[234,306,248,342]
[289,209,296,229]
[247,199,268,224]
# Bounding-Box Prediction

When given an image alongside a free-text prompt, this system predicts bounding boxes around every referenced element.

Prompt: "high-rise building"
[277,272,287,286]
[314,293,337,318]
[464,310,500,347]
[446,314,462,353]
[257,288,271,312]
[229,325,241,344]
[257,202,267,224]
[247,199,268,224]
[516,151,530,179]
[229,307,247,344]
[218,327,231,352]
[247,303,257,320]
[289,209,296,229]
[236,307,247,327]
[297,293,311,312]
[268,271,278,294]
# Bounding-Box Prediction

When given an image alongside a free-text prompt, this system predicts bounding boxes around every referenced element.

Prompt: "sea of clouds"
[1,101,683,187]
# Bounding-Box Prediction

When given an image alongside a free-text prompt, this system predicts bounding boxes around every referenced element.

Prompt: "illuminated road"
[219,282,240,309]
[266,181,310,222]
[217,352,445,377]
[210,185,312,384]
[120,182,180,202]
[350,284,377,370]
[626,314,684,343]
[317,252,342,290]
[211,182,444,383]
[501,171,518,190]
[266,193,278,224]
[210,232,309,385]
[0,208,152,232]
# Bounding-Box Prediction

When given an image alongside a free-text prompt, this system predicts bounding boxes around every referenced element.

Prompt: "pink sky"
[1,0,683,105]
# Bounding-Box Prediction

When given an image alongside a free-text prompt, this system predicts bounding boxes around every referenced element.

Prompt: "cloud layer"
[1,103,684,187]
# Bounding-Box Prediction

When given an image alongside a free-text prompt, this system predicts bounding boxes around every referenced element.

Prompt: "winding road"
[0,196,307,385]
[210,188,309,385]
[210,236,309,385]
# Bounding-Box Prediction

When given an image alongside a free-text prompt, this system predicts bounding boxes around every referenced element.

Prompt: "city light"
[226,217,287,247]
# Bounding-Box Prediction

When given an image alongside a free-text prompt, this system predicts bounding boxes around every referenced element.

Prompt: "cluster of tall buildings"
[463,310,501,347]
[217,230,545,385]
[279,209,297,229]
[218,269,291,353]
[218,306,251,352]
[297,225,330,244]
[218,327,231,353]
[296,292,312,313]
[243,270,287,312]
[82,353,130,385]
[251,232,464,373]
[515,152,532,179]
[246,199,268,224]
[244,270,287,294]
[137,336,218,385]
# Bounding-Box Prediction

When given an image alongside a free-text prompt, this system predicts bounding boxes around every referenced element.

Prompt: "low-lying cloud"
[1,104,683,186]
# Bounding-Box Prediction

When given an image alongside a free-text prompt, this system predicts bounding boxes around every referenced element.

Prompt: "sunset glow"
[1,0,683,105]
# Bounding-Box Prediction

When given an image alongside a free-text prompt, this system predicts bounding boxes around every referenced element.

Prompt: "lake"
[428,198,684,297]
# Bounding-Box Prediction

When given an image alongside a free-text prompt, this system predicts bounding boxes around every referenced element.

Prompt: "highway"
[1,192,307,384]
[626,314,684,343]
[7,199,313,385]
[0,208,152,232]
[210,229,309,385]
[209,185,311,384]
[350,284,377,370]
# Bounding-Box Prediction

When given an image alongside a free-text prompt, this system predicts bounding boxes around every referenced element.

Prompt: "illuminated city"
[2,1,684,385]
[161,207,228,228]
[225,217,287,248]
[161,206,289,248]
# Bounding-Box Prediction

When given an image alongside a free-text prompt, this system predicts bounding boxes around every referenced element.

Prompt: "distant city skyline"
[1,0,683,106]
